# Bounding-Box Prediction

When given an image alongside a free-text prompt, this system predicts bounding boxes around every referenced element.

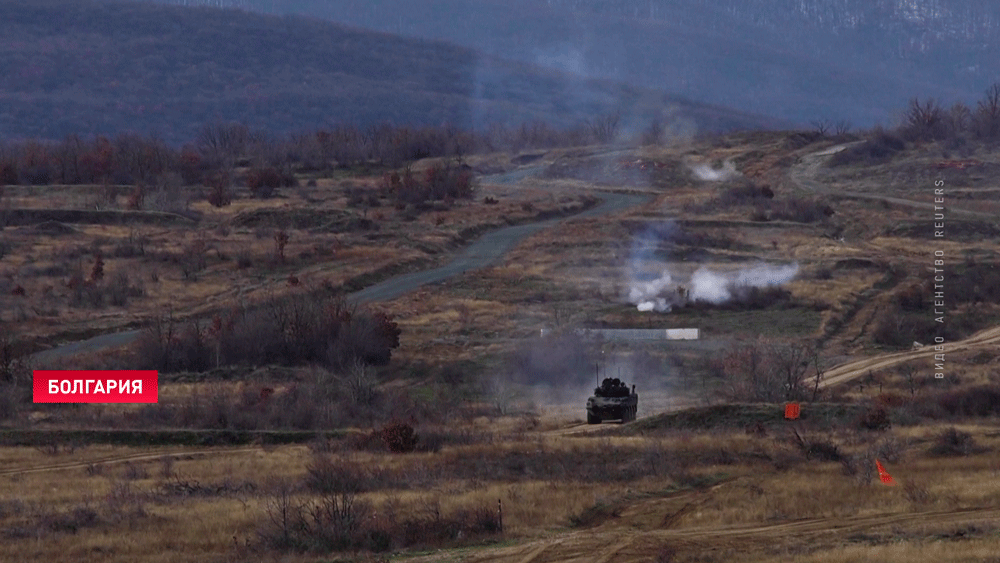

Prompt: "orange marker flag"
[784,403,800,420]
[876,459,895,485]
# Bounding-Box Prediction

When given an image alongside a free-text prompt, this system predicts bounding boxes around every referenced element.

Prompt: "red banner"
[33,370,159,403]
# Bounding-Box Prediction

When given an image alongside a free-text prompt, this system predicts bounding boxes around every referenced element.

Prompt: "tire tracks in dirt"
[818,325,1000,389]
[788,142,1000,389]
[438,506,1000,563]
[0,446,259,477]
[788,141,995,219]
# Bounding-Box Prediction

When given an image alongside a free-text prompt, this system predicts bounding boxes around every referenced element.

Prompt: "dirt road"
[788,142,1000,389]
[404,479,1000,563]
[789,141,995,219]
[29,190,651,364]
[0,446,259,477]
[817,325,1000,389]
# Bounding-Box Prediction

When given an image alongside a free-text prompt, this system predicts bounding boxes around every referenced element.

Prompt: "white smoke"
[689,160,739,182]
[623,220,799,313]
[688,267,731,303]
[628,271,676,312]
[626,263,800,312]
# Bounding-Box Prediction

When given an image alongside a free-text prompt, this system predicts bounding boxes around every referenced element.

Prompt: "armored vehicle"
[586,378,638,423]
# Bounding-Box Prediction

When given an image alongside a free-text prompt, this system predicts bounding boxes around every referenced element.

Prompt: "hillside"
[144,0,1000,127]
[0,0,783,144]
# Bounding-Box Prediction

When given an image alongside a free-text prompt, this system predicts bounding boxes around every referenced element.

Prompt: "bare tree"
[974,83,1000,139]
[722,336,780,402]
[486,373,520,416]
[834,119,852,136]
[113,133,172,185]
[771,342,815,401]
[642,119,664,146]
[588,113,622,144]
[809,347,825,402]
[900,363,918,397]
[904,97,945,141]
[722,337,820,402]
[55,134,84,184]
[196,122,250,171]
[948,102,972,135]
[810,119,831,136]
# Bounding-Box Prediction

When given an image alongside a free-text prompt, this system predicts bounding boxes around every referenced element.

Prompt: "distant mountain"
[0,0,783,144]
[141,0,1000,127]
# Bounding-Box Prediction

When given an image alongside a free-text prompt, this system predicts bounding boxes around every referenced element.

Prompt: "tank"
[586,378,638,423]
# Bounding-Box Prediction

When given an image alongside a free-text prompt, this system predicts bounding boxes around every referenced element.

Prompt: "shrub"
[205,171,231,207]
[929,427,977,456]
[0,162,17,185]
[828,127,905,166]
[857,405,891,430]
[769,197,833,223]
[803,439,844,462]
[931,385,1000,417]
[247,167,283,198]
[376,421,418,453]
[900,97,948,141]
[305,456,371,494]
[719,180,774,205]
[133,295,402,373]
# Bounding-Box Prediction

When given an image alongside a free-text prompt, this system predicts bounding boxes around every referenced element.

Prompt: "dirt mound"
[1,208,196,226]
[834,258,877,269]
[511,152,546,165]
[30,220,79,235]
[231,208,352,229]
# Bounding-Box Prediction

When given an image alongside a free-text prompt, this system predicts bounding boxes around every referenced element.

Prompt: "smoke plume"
[689,159,739,182]
[624,222,799,313]
[627,263,799,312]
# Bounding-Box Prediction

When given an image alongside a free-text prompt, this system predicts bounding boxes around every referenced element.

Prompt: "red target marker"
[876,459,895,485]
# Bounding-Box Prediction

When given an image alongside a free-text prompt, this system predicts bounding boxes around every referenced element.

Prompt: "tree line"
[0,118,624,190]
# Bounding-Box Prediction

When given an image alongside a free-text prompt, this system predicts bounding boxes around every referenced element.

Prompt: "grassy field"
[2,129,999,561]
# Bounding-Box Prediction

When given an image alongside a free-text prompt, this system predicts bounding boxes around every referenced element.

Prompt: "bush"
[258,481,500,554]
[828,127,906,167]
[381,163,475,209]
[205,171,232,207]
[375,421,418,453]
[803,439,844,462]
[247,167,282,198]
[0,162,17,185]
[858,405,891,430]
[305,456,372,494]
[719,180,774,205]
[931,385,1000,417]
[133,295,402,373]
[769,197,833,223]
[929,427,977,456]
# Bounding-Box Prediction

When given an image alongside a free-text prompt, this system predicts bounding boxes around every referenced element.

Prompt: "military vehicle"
[586,377,638,423]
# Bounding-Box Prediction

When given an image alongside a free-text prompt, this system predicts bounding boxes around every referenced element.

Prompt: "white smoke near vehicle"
[689,159,739,181]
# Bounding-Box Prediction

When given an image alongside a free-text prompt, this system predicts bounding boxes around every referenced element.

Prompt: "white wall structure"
[665,328,699,340]
[567,328,699,341]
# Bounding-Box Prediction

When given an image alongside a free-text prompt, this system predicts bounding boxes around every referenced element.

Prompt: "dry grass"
[4,132,1000,562]
[2,415,1000,562]
[1,175,591,345]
